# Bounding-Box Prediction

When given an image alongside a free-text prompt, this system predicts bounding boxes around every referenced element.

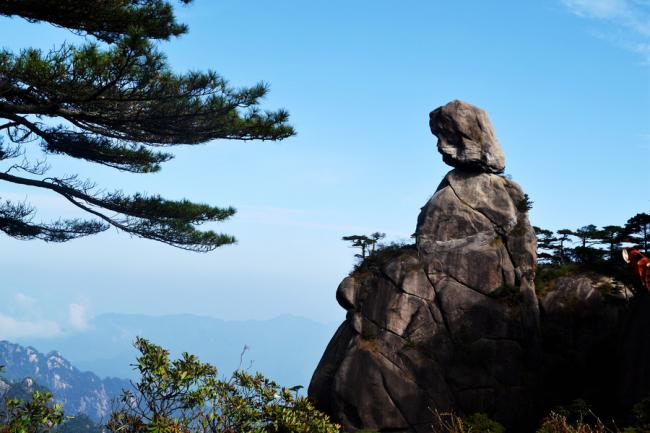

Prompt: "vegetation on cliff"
[1,340,340,433]
[534,211,649,294]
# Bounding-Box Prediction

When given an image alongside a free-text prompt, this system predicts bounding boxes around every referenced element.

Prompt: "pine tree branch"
[0,171,236,251]
[0,2,293,250]
[0,38,294,141]
[0,0,192,43]
[0,199,107,241]
[2,113,173,173]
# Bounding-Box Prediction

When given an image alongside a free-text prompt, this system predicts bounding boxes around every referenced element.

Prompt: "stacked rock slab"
[309,100,541,432]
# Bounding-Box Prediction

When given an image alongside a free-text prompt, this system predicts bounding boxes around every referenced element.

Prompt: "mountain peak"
[0,341,129,420]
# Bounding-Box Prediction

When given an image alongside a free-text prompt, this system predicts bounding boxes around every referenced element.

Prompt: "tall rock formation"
[309,100,541,432]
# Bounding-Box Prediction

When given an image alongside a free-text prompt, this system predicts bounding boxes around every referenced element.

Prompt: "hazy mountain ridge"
[15,313,339,390]
[0,341,129,421]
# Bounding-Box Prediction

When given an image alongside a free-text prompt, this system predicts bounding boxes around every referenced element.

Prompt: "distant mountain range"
[14,313,339,390]
[0,341,129,420]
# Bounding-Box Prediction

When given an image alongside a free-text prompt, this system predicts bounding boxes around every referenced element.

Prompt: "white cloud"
[561,0,650,60]
[68,303,88,331]
[0,295,91,339]
[630,40,650,55]
[0,313,62,339]
[563,0,631,19]
[13,292,36,309]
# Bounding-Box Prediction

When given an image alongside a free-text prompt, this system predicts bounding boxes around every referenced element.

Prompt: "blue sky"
[0,0,648,338]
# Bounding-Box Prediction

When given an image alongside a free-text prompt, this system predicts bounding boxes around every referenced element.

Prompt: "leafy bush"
[631,396,650,428]
[462,413,505,433]
[107,337,340,433]
[0,342,338,433]
[619,395,650,432]
[0,390,65,433]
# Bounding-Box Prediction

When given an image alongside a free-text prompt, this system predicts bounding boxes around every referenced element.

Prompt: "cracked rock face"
[539,275,632,413]
[309,101,540,432]
[430,100,506,174]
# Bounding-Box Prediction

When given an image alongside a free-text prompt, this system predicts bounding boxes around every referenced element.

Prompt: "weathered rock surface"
[429,100,506,174]
[539,275,632,414]
[309,101,540,432]
[617,292,650,409]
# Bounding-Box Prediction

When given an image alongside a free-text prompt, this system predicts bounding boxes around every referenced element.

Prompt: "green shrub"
[0,390,65,433]
[619,395,650,432]
[535,263,579,295]
[631,395,650,427]
[107,337,340,433]
[353,242,415,275]
[462,413,505,433]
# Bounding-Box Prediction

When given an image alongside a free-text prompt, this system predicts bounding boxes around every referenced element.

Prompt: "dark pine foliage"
[534,211,650,290]
[627,212,650,255]
[0,0,294,251]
